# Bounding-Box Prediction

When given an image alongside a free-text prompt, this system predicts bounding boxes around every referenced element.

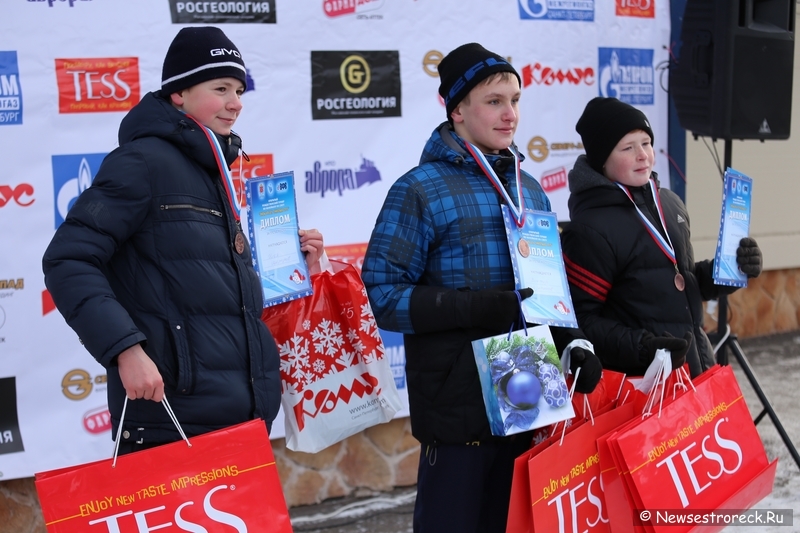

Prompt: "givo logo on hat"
[340,55,370,93]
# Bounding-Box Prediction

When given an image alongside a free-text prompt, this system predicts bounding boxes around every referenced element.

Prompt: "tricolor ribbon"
[463,141,525,227]
[616,179,677,266]
[184,113,243,221]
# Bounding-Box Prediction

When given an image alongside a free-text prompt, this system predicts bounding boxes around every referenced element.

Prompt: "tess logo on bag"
[653,417,743,508]
[83,484,247,532]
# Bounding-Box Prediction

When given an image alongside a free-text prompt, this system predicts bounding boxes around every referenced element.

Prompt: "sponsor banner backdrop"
[0,0,669,479]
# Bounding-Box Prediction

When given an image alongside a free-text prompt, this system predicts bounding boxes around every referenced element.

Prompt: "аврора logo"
[305,157,381,197]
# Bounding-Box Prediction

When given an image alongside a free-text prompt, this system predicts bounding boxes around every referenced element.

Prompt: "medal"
[674,271,686,291]
[234,232,246,255]
[617,180,685,292]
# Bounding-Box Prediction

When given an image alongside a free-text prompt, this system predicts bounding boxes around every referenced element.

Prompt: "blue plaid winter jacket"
[362,122,552,444]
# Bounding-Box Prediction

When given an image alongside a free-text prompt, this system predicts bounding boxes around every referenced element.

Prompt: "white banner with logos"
[0,0,670,480]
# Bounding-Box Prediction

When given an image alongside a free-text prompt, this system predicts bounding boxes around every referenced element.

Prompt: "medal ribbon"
[184,114,243,222]
[463,141,525,227]
[616,179,678,268]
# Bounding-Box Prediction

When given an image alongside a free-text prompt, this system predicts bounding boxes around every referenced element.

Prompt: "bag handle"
[112,395,191,467]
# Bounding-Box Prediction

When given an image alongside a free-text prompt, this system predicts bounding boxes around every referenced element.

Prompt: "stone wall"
[3,267,799,532]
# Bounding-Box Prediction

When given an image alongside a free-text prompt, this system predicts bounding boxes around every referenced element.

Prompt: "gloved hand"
[467,287,534,331]
[639,331,692,369]
[409,285,533,334]
[736,237,762,278]
[569,347,602,393]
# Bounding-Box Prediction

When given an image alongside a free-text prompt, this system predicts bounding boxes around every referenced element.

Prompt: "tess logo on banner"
[304,157,382,197]
[0,377,25,455]
[323,0,384,18]
[598,48,655,105]
[168,0,276,23]
[616,0,655,18]
[518,0,594,21]
[55,57,139,114]
[52,153,106,228]
[311,51,401,120]
[231,153,274,207]
[0,51,23,125]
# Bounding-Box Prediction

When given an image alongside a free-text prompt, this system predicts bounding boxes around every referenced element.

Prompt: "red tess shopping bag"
[528,402,637,533]
[611,365,777,533]
[35,418,292,533]
[261,260,402,453]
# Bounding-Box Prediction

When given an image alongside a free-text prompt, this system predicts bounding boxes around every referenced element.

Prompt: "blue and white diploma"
[245,171,313,307]
[713,167,753,288]
[502,206,579,328]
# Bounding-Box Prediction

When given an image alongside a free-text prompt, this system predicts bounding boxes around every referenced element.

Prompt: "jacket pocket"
[168,320,194,395]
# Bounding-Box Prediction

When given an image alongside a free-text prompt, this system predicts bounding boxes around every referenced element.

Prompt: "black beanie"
[161,27,247,95]
[575,97,654,173]
[438,43,520,121]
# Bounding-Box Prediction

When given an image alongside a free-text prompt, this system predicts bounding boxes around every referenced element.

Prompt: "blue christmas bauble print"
[538,362,560,384]
[543,377,568,407]
[505,370,542,409]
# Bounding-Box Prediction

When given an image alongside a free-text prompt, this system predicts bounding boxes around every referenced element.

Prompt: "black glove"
[736,237,762,278]
[466,287,533,331]
[409,285,533,334]
[569,347,602,393]
[639,331,692,369]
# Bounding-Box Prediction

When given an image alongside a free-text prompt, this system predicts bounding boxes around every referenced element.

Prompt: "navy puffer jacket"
[43,91,281,444]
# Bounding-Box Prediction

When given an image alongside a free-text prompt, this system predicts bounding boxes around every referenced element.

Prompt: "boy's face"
[603,130,654,187]
[170,77,244,136]
[451,74,520,154]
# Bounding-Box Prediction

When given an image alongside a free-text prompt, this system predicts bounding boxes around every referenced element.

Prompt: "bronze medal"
[674,272,685,291]
[234,232,246,255]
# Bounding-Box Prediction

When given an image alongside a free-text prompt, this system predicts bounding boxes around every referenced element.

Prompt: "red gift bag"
[35,418,292,532]
[611,365,778,533]
[261,260,402,453]
[528,401,638,533]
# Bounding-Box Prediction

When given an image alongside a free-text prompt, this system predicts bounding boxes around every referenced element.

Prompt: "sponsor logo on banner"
[616,0,655,18]
[62,368,107,401]
[304,157,381,197]
[52,153,105,228]
[232,153,274,207]
[526,136,584,163]
[518,0,594,21]
[0,51,23,125]
[0,377,25,455]
[311,51,401,120]
[83,406,112,434]
[324,0,385,18]
[42,289,56,316]
[0,278,24,292]
[0,183,34,207]
[539,167,568,194]
[55,57,140,114]
[521,62,594,87]
[422,50,443,78]
[28,0,91,6]
[598,48,654,105]
[168,0,277,23]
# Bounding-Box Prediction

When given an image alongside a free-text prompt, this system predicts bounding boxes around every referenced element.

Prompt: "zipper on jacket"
[160,204,223,217]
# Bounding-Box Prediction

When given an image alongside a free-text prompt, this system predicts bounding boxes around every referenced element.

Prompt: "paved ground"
[287,330,800,533]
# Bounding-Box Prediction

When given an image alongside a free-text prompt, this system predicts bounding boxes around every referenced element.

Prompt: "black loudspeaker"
[670,0,795,140]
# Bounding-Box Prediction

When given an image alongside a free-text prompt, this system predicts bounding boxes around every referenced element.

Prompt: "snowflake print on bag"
[272,271,387,393]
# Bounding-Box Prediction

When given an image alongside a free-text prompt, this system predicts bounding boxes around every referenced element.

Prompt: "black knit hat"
[438,43,520,121]
[161,27,247,95]
[575,97,654,172]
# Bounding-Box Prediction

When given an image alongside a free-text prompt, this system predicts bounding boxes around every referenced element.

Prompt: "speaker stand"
[709,139,800,472]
